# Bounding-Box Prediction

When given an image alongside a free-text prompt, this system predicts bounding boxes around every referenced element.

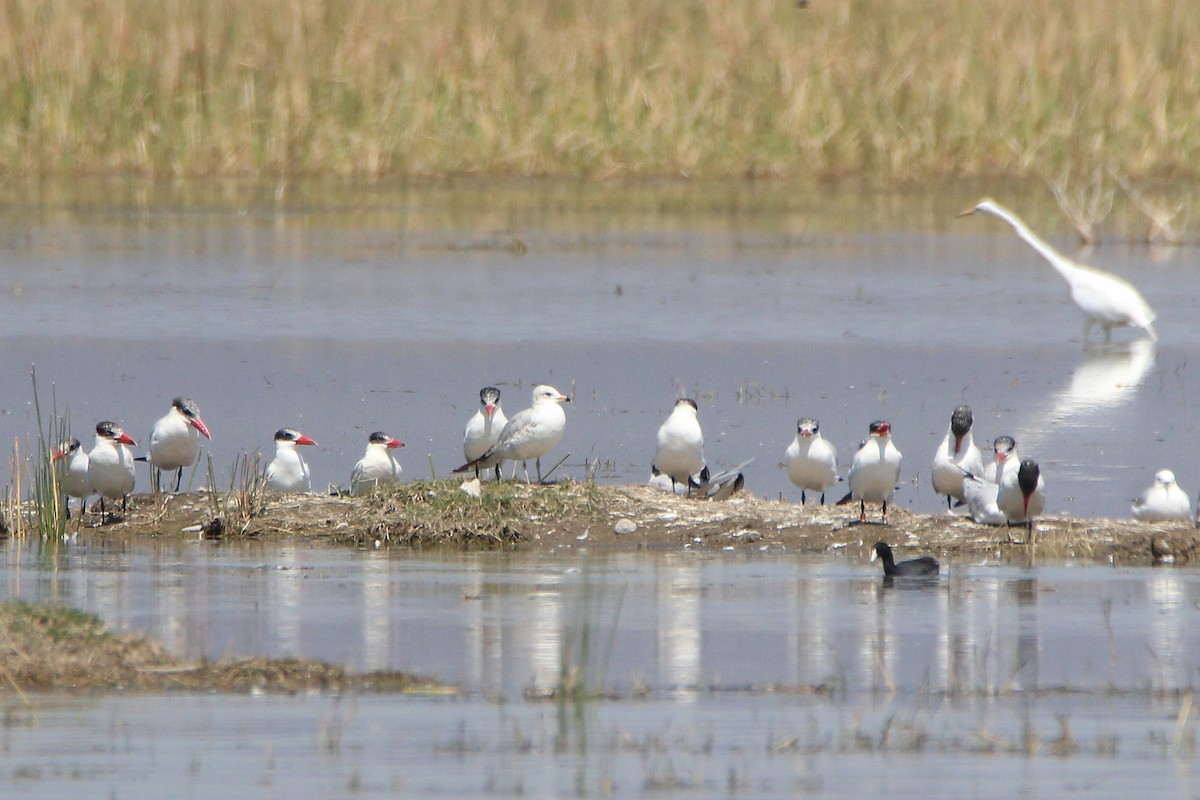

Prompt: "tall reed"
[29,367,70,539]
[0,0,1196,180]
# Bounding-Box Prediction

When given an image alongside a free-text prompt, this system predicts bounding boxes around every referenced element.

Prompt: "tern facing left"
[350,431,405,496]
[148,396,212,492]
[651,398,706,495]
[454,385,570,484]
[931,405,984,511]
[785,417,838,505]
[51,437,92,514]
[87,421,138,523]
[838,420,902,524]
[1132,469,1193,522]
[959,198,1157,343]
[266,428,318,493]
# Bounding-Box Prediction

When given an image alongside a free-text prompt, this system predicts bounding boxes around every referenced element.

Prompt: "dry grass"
[0,0,1197,180]
[25,480,1199,566]
[0,601,448,693]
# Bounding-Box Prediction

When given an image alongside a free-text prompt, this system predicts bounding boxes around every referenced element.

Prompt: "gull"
[871,542,940,577]
[350,431,405,496]
[998,456,1046,540]
[454,385,570,484]
[51,437,91,515]
[1132,469,1193,522]
[838,420,902,524]
[462,387,507,480]
[959,197,1157,343]
[651,398,706,495]
[785,417,838,505]
[148,396,212,492]
[265,428,317,493]
[86,421,138,523]
[931,405,984,511]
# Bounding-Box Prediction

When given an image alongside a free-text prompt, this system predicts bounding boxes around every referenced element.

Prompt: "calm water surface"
[2,538,1200,797]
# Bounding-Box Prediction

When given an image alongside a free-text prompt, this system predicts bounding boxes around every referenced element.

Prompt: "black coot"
[873,542,939,577]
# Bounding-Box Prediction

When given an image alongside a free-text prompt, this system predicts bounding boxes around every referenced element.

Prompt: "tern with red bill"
[785,417,838,505]
[266,428,318,493]
[454,384,570,484]
[148,396,212,492]
[87,421,138,523]
[51,437,92,514]
[998,452,1045,541]
[931,405,983,511]
[838,420,902,524]
[463,387,507,480]
[350,431,405,496]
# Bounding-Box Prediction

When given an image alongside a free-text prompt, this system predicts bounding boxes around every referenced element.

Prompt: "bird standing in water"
[959,198,1157,343]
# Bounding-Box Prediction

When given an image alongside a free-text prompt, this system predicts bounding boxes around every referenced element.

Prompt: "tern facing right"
[931,405,984,511]
[266,428,317,493]
[454,384,570,484]
[838,420,902,524]
[463,387,508,480]
[1132,469,1193,522]
[785,417,838,505]
[148,396,213,492]
[350,431,405,496]
[87,421,138,522]
[959,197,1157,343]
[651,398,706,495]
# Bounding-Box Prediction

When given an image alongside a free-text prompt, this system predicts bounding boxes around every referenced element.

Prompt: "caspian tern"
[651,398,706,495]
[838,420,902,524]
[785,417,838,505]
[86,421,137,522]
[148,396,212,492]
[998,456,1045,539]
[931,405,984,511]
[1132,469,1193,522]
[463,387,507,480]
[871,541,939,577]
[982,435,1016,483]
[960,468,1006,526]
[454,384,570,484]
[51,437,91,514]
[959,198,1158,343]
[265,428,317,493]
[350,431,405,496]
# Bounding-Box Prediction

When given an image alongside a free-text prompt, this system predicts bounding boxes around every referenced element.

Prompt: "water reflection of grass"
[2,1,1197,180]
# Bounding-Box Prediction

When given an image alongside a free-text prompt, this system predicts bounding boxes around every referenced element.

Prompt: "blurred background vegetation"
[0,0,1196,181]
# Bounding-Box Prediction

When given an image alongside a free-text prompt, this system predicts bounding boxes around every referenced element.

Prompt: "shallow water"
[2,181,1198,518]
[2,538,1200,797]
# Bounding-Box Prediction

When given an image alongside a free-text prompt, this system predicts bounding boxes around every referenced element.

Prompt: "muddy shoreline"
[24,481,1199,566]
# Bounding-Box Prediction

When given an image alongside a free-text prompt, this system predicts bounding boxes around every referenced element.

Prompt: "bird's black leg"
[801,490,807,505]
[882,500,889,524]
[174,467,184,493]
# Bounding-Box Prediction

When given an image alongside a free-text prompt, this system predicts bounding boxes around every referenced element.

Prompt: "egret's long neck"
[985,203,1077,283]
